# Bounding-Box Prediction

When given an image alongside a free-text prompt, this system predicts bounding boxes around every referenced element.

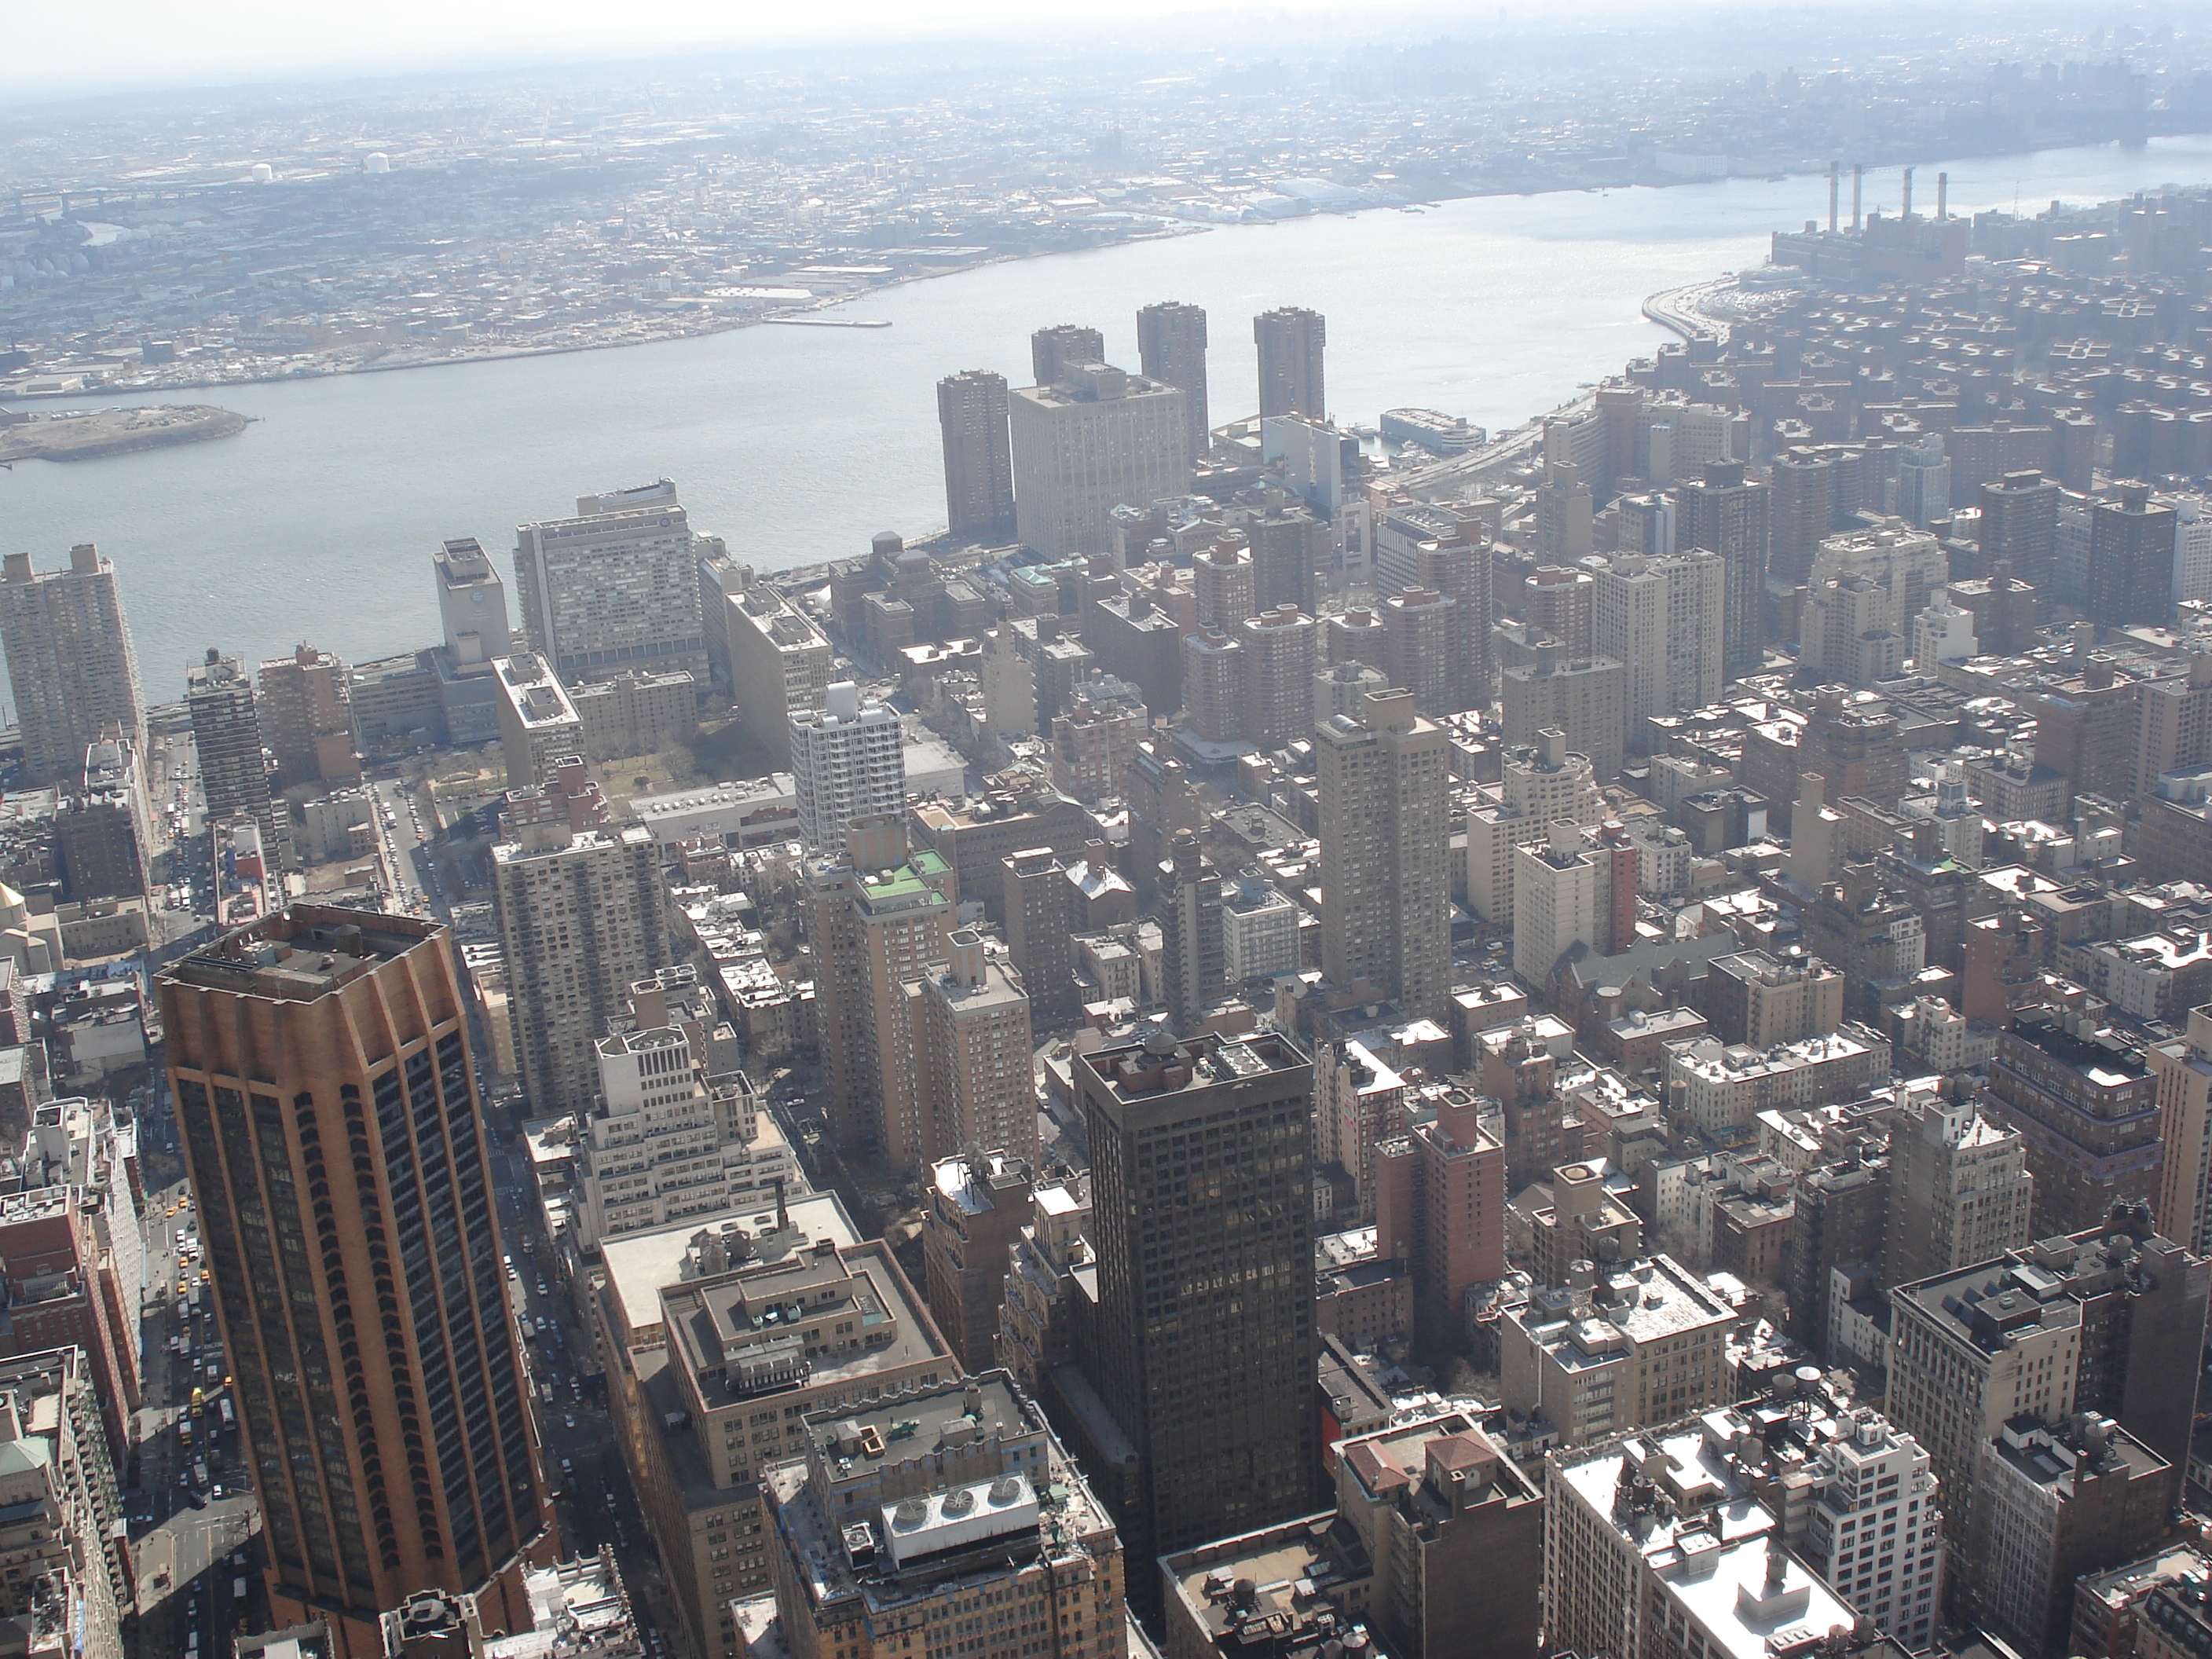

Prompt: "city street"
[127,1166,265,1658]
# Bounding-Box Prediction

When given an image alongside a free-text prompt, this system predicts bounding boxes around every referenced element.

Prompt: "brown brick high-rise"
[159,905,551,1656]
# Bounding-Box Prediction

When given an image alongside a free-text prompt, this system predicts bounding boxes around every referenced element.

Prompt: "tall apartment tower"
[1677,460,1772,679]
[1980,471,2061,591]
[158,906,551,1650]
[1240,606,1320,750]
[1883,1090,2034,1289]
[1076,1031,1317,1610]
[2151,1005,2212,1256]
[188,649,284,861]
[1008,365,1192,558]
[698,551,833,766]
[2087,482,2179,628]
[910,930,1038,1166]
[1136,301,1210,460]
[1590,549,1724,728]
[936,370,1019,547]
[512,479,706,685]
[1317,689,1452,1020]
[1372,1089,1507,1362]
[258,643,359,786]
[490,796,668,1117]
[1031,324,1105,387]
[0,544,144,787]
[1767,448,1837,585]
[1415,529,1492,711]
[789,683,906,851]
[1162,829,1225,1027]
[1000,847,1079,1027]
[1254,306,1326,420]
[1892,434,1952,528]
[806,815,955,1166]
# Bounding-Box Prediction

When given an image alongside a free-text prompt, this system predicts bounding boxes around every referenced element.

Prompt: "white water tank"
[365,152,390,174]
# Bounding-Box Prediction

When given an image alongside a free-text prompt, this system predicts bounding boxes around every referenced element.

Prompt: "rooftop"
[159,905,440,1002]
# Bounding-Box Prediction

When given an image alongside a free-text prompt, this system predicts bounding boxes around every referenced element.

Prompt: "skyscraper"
[188,649,284,862]
[1980,471,2061,591]
[0,544,143,787]
[1136,301,1210,459]
[789,682,906,851]
[1590,549,1724,728]
[2087,482,2178,629]
[1254,306,1326,420]
[806,815,954,1166]
[158,905,551,1649]
[1239,606,1320,750]
[1161,828,1225,1027]
[1317,688,1452,1020]
[512,479,706,685]
[1008,365,1191,558]
[910,929,1038,1166]
[1031,324,1104,387]
[1677,460,1773,679]
[1892,433,1952,528]
[1077,1029,1317,1611]
[490,795,668,1117]
[1882,1089,2034,1289]
[1767,447,1837,585]
[258,643,359,787]
[936,370,1018,547]
[1414,527,1493,712]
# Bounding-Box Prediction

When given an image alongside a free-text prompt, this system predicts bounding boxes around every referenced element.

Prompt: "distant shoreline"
[9,131,2182,405]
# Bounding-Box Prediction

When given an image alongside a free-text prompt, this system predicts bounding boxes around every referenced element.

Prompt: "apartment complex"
[514,479,707,685]
[1317,689,1452,1021]
[491,804,668,1117]
[0,545,143,788]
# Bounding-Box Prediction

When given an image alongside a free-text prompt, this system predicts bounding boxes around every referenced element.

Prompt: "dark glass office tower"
[1076,1030,1317,1618]
[160,905,550,1652]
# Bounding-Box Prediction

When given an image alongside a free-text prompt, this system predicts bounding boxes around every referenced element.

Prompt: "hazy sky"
[8,0,1408,101]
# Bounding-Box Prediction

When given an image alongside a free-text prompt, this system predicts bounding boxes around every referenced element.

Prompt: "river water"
[9,134,2212,690]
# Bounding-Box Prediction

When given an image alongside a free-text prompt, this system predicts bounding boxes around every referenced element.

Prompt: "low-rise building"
[1500,1255,1734,1447]
[764,1372,1122,1659]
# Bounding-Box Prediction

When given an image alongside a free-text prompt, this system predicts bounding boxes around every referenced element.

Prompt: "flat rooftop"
[661,1240,947,1409]
[159,905,441,1003]
[602,1192,859,1347]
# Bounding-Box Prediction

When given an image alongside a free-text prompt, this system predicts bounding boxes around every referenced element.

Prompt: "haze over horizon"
[0,0,2151,104]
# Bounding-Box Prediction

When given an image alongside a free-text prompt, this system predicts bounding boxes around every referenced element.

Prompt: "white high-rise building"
[514,478,707,685]
[1465,731,1604,928]
[575,968,802,1248]
[791,683,906,851]
[1513,821,1603,985]
[0,545,144,786]
[1009,364,1191,558]
[2174,497,2212,604]
[1590,549,1723,727]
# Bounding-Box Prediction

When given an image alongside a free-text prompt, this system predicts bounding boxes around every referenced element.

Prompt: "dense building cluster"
[36,108,2212,1659]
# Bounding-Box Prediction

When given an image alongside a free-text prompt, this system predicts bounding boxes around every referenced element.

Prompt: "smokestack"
[1936,171,1949,222]
[1828,162,1840,234]
[1852,163,1863,231]
[1901,166,1914,221]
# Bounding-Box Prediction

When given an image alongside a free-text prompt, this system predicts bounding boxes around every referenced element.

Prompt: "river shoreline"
[9,132,2188,405]
[0,404,249,463]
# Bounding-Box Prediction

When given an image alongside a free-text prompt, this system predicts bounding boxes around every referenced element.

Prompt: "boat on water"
[764,317,892,329]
